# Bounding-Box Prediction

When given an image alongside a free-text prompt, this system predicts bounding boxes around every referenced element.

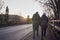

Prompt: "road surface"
[0,24,33,40]
[21,24,56,40]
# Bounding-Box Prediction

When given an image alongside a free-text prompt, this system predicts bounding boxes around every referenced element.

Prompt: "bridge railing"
[49,20,60,40]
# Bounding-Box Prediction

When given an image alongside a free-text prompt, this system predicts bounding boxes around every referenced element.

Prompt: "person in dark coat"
[32,12,40,39]
[40,13,48,40]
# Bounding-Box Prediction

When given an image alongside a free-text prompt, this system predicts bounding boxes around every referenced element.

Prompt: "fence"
[49,20,60,40]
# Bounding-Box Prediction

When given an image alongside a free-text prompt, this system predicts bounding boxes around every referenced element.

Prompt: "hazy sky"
[4,0,43,18]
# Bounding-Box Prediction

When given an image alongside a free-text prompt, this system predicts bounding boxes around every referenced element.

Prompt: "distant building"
[0,14,25,24]
[0,14,5,24]
[8,15,26,24]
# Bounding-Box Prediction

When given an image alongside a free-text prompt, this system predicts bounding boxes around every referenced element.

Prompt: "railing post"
[52,20,55,30]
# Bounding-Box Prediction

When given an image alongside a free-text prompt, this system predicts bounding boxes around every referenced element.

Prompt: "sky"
[4,0,44,18]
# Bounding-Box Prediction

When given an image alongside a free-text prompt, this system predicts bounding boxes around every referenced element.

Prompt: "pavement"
[0,24,57,40]
[20,25,55,40]
[0,24,32,40]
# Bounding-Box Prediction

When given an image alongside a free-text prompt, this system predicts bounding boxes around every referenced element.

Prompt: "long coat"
[41,15,48,29]
[32,13,40,30]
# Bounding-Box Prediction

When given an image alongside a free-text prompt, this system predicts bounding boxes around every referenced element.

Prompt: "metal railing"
[49,20,60,40]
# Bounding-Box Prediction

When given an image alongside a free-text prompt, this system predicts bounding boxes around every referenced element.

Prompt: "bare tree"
[34,0,60,19]
[0,0,4,25]
[0,0,4,11]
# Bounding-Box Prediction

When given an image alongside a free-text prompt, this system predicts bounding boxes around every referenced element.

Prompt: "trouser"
[33,25,39,38]
[41,28,47,40]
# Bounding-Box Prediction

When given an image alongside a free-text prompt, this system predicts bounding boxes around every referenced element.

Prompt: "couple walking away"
[32,12,48,40]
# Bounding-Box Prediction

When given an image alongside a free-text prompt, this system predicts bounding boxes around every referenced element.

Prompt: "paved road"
[0,24,33,40]
[21,25,55,40]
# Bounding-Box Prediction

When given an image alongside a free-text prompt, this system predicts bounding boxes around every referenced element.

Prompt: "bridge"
[21,20,60,40]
